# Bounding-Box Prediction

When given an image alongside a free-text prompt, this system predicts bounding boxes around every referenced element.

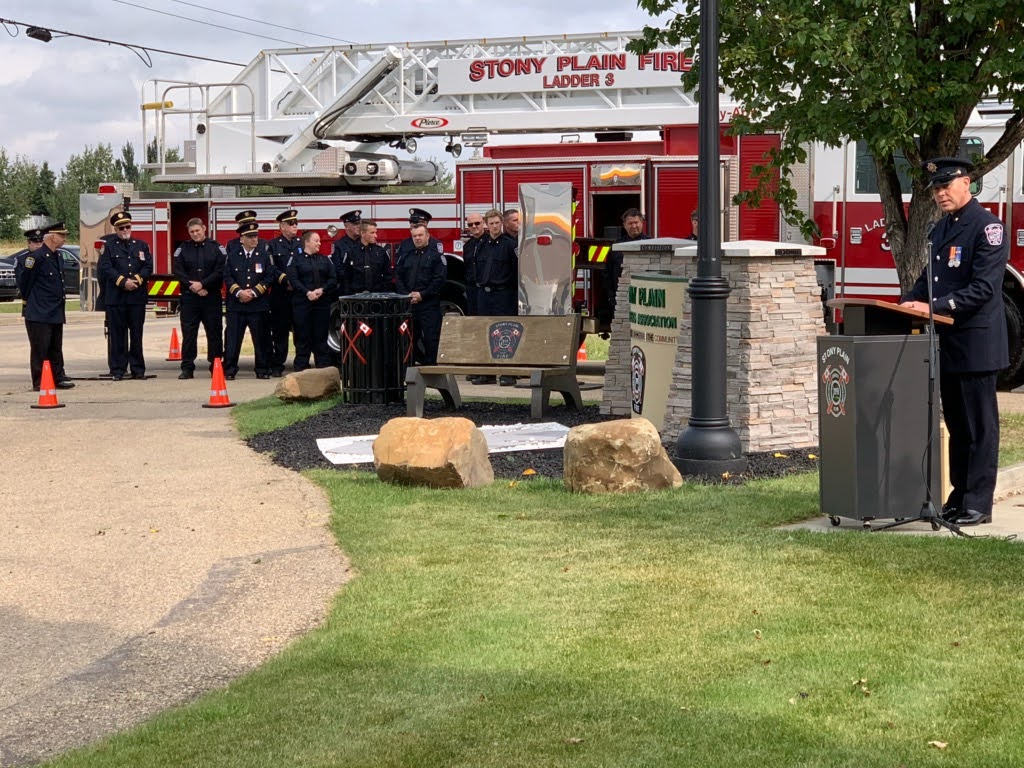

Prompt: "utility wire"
[167,0,356,45]
[110,0,306,47]
[0,16,247,67]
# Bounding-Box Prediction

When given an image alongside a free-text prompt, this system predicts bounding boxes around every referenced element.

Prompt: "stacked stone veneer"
[602,240,826,454]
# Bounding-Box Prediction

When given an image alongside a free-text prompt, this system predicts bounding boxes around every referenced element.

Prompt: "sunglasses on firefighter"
[117,225,132,231]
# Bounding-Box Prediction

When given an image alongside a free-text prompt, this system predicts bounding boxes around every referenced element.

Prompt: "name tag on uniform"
[255,262,263,273]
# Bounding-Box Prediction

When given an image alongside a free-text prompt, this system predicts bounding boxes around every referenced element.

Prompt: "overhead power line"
[110,0,306,47]
[166,0,356,45]
[0,15,247,67]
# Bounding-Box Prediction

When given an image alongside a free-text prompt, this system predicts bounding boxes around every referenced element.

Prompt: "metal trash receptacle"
[338,293,413,404]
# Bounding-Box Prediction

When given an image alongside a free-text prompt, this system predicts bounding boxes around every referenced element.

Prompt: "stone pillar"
[662,240,827,453]
[601,238,691,416]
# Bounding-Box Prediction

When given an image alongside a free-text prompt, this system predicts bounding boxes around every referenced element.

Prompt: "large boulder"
[373,417,494,489]
[275,368,341,402]
[564,418,683,493]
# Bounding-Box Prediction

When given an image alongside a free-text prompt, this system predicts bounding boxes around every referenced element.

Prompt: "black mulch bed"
[248,400,819,484]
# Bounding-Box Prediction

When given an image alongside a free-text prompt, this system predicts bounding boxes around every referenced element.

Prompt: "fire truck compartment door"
[518,182,574,316]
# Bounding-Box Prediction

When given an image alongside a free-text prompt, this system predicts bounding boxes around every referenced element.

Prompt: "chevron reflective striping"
[149,280,164,296]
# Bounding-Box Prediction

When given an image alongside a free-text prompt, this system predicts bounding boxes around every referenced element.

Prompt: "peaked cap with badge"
[923,157,973,189]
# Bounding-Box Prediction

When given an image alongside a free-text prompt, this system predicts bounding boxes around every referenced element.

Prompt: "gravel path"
[0,313,346,767]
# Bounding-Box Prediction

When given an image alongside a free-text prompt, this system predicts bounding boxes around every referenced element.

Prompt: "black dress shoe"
[178,371,194,380]
[499,375,517,387]
[111,375,124,381]
[131,373,147,380]
[472,376,496,385]
[953,509,992,526]
[272,368,284,377]
[940,504,961,522]
[55,380,76,390]
[225,374,236,380]
[255,373,271,379]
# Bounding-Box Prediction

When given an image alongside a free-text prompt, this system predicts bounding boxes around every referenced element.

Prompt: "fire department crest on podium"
[821,362,850,418]
[630,345,646,415]
[489,321,524,359]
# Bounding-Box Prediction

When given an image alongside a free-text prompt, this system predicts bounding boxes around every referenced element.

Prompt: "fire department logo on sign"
[821,364,850,418]
[489,321,524,359]
[630,345,646,415]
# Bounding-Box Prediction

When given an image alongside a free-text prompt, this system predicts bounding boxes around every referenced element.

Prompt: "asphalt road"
[0,310,346,767]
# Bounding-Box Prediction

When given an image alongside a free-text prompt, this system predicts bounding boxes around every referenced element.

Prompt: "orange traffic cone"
[202,358,235,409]
[166,327,182,361]
[32,360,66,409]
[577,342,588,362]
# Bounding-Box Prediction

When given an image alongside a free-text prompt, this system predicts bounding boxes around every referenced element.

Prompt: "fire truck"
[78,32,1024,383]
[79,32,781,337]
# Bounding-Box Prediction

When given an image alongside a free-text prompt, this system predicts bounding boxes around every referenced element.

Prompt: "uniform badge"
[138,251,146,260]
[436,242,443,253]
[25,256,35,268]
[985,223,1004,246]
[440,254,447,266]
[948,246,962,268]
[255,262,263,273]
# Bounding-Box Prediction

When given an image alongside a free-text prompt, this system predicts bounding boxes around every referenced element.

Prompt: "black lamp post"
[673,0,747,476]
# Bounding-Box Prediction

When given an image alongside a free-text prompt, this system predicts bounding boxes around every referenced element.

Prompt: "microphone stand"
[875,229,965,536]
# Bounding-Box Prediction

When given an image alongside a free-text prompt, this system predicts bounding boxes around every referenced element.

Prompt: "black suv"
[0,247,80,300]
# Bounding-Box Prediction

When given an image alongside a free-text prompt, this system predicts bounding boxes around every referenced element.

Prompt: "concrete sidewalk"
[0,312,346,766]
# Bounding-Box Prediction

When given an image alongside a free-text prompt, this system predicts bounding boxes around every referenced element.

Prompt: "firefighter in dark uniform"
[474,209,520,384]
[18,227,46,318]
[395,222,447,365]
[98,211,152,380]
[285,230,337,370]
[223,221,277,379]
[462,212,486,316]
[396,208,443,263]
[15,223,75,392]
[266,209,301,376]
[900,157,1009,526]
[172,217,225,379]
[331,209,363,292]
[337,218,394,295]
[601,207,649,324]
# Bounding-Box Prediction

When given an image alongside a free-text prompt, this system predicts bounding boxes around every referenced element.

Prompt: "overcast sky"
[0,0,668,171]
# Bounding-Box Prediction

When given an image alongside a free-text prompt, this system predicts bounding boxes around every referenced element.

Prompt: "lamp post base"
[673,425,747,476]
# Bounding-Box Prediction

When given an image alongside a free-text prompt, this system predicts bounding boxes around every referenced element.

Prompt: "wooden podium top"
[828,298,953,327]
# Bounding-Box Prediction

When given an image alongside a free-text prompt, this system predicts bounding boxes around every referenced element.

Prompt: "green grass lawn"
[43,398,1024,768]
[0,298,80,313]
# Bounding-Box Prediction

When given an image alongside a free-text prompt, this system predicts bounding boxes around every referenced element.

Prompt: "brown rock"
[564,418,683,493]
[274,368,341,402]
[373,417,494,489]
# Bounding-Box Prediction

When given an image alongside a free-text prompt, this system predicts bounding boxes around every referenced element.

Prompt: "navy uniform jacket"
[396,235,443,265]
[99,236,153,307]
[16,244,66,324]
[337,242,394,295]
[462,236,485,287]
[330,235,360,277]
[604,231,650,314]
[223,241,277,312]
[904,198,1009,373]
[172,238,226,302]
[268,234,301,294]
[285,251,337,304]
[395,244,447,308]
[475,233,518,288]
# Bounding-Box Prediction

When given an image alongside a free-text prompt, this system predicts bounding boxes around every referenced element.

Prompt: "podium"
[817,300,952,525]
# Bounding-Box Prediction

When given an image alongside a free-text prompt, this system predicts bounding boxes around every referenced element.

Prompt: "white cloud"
[0,0,669,169]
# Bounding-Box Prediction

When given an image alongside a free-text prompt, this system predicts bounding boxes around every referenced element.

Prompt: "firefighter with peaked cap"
[900,157,1009,526]
[395,220,447,365]
[15,222,76,391]
[337,217,393,295]
[266,208,301,376]
[395,207,443,266]
[331,209,363,295]
[223,221,278,379]
[16,227,45,318]
[225,210,259,254]
[98,211,152,380]
[172,217,226,379]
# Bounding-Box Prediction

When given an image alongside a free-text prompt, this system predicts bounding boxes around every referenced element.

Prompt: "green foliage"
[633,0,1024,289]
[34,162,56,216]
[48,143,123,238]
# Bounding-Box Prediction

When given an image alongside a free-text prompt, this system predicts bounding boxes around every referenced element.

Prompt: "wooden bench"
[405,314,584,419]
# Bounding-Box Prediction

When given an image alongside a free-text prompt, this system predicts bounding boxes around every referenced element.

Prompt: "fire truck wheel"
[998,292,1024,390]
[327,301,342,353]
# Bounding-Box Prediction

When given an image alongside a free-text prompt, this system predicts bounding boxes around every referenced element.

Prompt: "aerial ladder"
[143,31,717,190]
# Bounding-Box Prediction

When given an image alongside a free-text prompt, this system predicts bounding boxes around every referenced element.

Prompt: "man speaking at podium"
[900,157,1009,526]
